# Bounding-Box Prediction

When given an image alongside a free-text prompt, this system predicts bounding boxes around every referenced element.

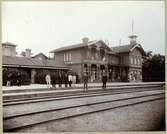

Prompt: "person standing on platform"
[51,72,56,88]
[83,71,88,92]
[64,73,68,88]
[55,72,59,88]
[68,74,72,87]
[72,75,76,87]
[58,73,62,88]
[102,70,107,90]
[6,73,12,86]
[45,74,51,88]
[17,71,22,86]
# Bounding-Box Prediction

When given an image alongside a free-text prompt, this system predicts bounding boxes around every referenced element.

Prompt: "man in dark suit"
[58,72,62,88]
[102,70,107,90]
[64,73,68,88]
[83,71,88,92]
[17,71,22,86]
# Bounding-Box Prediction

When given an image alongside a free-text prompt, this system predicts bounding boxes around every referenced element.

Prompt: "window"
[130,57,133,64]
[64,53,66,61]
[64,52,72,62]
[134,58,137,65]
[69,53,71,61]
[66,53,68,61]
[64,53,69,62]
[138,58,140,65]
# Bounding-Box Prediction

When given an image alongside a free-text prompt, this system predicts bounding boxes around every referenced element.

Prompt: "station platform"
[2,82,165,91]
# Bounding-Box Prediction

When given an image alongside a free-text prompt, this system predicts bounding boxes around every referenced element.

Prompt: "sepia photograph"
[2,1,165,132]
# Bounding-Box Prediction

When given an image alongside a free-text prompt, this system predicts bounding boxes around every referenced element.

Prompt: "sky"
[2,1,165,57]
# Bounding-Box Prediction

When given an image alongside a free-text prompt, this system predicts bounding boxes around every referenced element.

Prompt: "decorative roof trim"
[130,44,141,52]
[130,44,146,56]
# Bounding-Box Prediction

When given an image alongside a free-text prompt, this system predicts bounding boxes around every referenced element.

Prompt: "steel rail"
[4,95,164,132]
[3,85,163,105]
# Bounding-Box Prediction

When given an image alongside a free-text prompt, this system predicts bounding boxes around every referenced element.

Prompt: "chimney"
[25,48,31,58]
[2,42,17,57]
[82,37,89,44]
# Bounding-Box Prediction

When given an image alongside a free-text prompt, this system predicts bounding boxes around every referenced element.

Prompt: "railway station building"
[2,35,146,85]
[50,35,146,82]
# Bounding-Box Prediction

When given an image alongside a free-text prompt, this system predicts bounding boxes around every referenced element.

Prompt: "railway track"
[3,82,165,132]
[4,94,164,131]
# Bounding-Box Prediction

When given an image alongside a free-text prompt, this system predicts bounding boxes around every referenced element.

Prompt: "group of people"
[83,70,108,92]
[6,70,108,90]
[45,73,77,88]
[6,72,22,86]
[45,70,108,91]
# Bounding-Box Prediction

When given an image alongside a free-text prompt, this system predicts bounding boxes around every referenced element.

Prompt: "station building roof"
[111,43,146,56]
[2,56,68,70]
[50,40,96,53]
[50,40,112,53]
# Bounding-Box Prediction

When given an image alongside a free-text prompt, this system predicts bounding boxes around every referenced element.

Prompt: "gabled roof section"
[95,40,112,51]
[50,40,111,53]
[50,40,96,53]
[111,43,146,56]
[130,44,146,56]
[2,56,68,69]
[111,44,135,53]
[32,53,48,59]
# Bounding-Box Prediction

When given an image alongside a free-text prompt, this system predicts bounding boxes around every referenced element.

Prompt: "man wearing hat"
[102,70,107,90]
[83,70,88,92]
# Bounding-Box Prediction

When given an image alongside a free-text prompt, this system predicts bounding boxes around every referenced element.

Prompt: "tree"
[142,52,165,82]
